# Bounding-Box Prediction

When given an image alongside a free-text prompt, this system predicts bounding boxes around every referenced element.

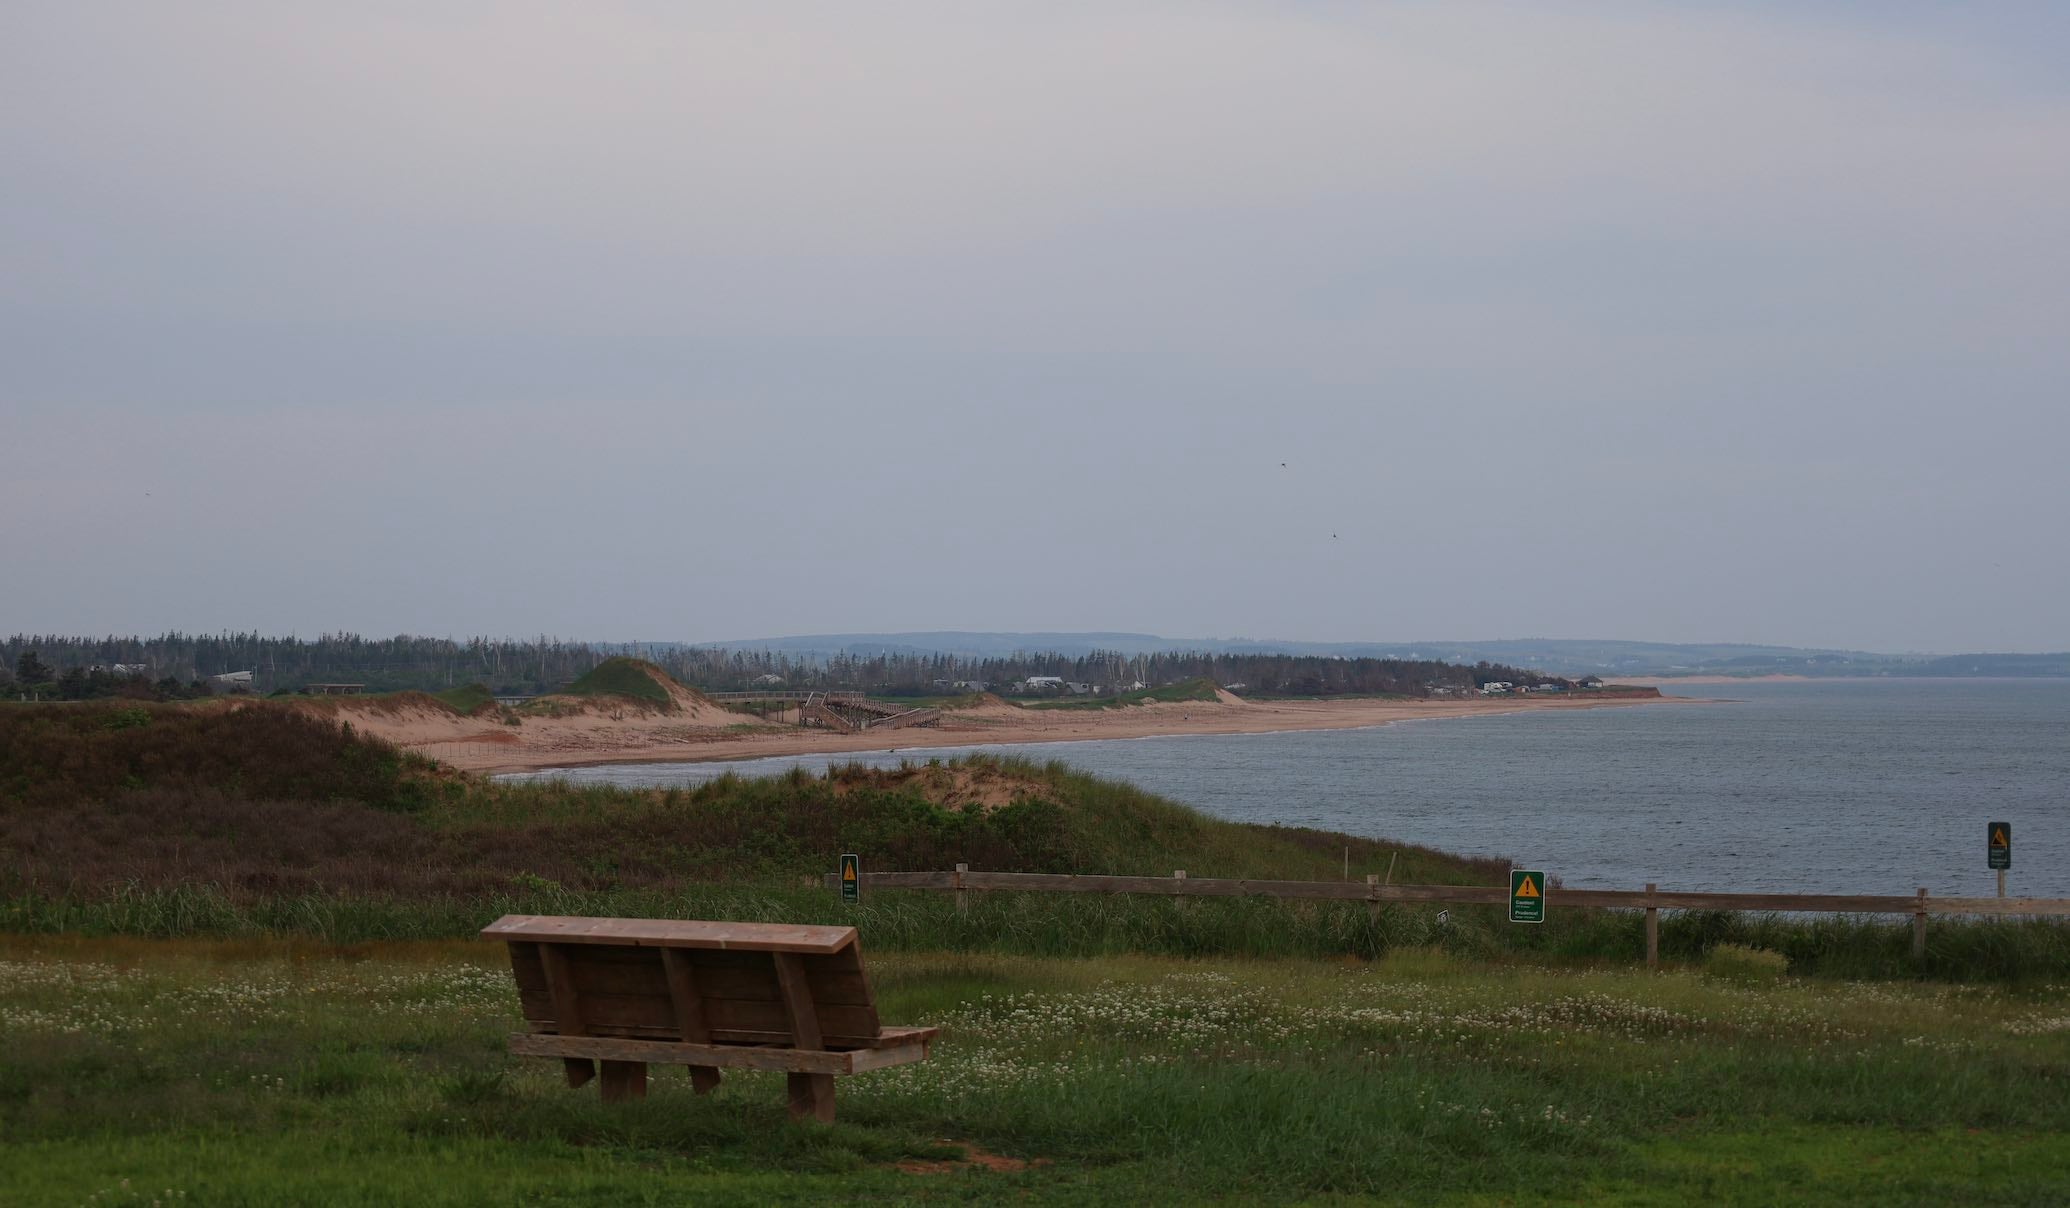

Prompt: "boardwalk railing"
[825,867,2070,967]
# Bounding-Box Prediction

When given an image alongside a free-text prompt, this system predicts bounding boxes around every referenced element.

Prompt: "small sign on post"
[839,853,860,905]
[1509,869,1545,924]
[1988,822,2011,870]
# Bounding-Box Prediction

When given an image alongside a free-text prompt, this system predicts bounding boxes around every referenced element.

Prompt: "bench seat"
[483,914,934,1121]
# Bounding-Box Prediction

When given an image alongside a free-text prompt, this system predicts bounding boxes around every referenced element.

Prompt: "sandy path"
[360,691,1682,776]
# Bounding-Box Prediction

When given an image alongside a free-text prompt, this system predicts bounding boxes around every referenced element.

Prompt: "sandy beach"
[313,686,1678,776]
[1607,675,1809,687]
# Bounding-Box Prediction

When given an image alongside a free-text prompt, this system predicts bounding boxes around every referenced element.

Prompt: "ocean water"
[502,679,2070,896]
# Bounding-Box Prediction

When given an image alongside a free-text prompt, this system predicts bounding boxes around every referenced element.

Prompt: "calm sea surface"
[502,680,2070,896]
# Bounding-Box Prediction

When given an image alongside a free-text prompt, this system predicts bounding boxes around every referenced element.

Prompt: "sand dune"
[334,683,1672,775]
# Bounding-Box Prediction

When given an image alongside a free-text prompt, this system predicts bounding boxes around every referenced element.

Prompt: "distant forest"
[1,633,1562,701]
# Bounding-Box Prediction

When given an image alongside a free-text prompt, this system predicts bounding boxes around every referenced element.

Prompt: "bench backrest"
[481,915,883,1050]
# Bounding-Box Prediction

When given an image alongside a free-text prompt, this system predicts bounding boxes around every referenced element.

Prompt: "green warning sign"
[1510,869,1545,924]
[1988,822,2011,871]
[840,853,861,904]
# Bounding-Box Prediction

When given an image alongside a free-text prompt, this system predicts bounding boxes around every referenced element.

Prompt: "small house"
[209,670,255,693]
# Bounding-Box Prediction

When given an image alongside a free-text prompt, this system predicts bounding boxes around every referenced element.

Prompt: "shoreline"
[1606,674,1810,687]
[436,692,1689,777]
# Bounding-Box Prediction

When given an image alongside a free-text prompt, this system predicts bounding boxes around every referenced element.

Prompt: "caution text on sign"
[1509,869,1545,924]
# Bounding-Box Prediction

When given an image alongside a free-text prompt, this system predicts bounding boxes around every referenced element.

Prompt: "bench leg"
[562,1058,596,1089]
[688,1065,722,1095]
[599,1060,648,1103]
[786,1072,835,1123]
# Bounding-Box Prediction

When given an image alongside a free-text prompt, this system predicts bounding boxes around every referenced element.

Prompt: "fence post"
[1366,873,1380,925]
[1913,888,1928,964]
[1645,883,1659,970]
[954,863,968,915]
[1174,869,1188,910]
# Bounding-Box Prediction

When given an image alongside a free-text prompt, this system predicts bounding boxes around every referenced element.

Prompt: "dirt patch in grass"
[896,1140,1048,1175]
[828,762,1053,814]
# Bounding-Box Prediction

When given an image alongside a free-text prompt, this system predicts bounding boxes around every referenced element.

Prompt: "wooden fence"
[826,867,2070,967]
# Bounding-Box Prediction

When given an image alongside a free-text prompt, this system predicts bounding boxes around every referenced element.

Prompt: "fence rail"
[826,869,2070,916]
[823,868,2070,967]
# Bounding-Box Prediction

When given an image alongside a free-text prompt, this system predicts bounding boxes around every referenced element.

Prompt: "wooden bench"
[482,915,936,1122]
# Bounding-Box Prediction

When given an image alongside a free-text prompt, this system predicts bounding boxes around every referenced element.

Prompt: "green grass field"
[3,938,2067,1205]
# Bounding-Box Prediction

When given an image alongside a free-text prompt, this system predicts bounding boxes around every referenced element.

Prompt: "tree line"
[3,633,1564,700]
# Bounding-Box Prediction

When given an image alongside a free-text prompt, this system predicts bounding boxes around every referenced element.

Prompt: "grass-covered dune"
[0,699,1487,889]
[429,683,497,714]
[0,699,442,812]
[2,700,1506,950]
[557,655,678,708]
[5,700,2069,981]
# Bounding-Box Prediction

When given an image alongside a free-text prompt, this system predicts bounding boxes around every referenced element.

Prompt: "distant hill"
[680,633,2070,679]
[690,631,1189,659]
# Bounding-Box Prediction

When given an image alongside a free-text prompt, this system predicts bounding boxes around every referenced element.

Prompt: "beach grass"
[8,881,2070,983]
[3,938,2067,1205]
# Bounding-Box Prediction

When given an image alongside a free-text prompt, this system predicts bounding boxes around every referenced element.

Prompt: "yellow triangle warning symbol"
[842,866,856,881]
[1515,876,1540,898]
[1992,828,2008,848]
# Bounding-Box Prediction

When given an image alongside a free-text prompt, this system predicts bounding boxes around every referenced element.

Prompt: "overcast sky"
[4,3,2066,653]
